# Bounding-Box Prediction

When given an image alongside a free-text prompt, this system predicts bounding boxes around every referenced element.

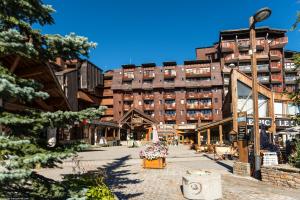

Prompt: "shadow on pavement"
[203,154,233,173]
[103,155,144,199]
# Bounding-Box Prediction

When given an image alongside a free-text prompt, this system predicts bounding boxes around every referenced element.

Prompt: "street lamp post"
[249,7,271,178]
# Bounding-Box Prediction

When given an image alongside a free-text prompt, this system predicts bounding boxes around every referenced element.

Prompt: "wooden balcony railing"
[270,37,288,48]
[143,104,154,110]
[143,94,154,100]
[164,115,176,121]
[270,50,282,60]
[143,71,155,79]
[164,93,176,99]
[224,54,238,63]
[186,114,200,121]
[165,104,176,110]
[238,54,251,60]
[200,93,213,99]
[256,52,268,60]
[201,114,213,121]
[221,41,235,52]
[123,94,134,101]
[186,92,198,99]
[271,74,283,83]
[270,62,282,72]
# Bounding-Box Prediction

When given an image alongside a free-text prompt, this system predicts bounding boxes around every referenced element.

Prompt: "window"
[214,98,218,103]
[181,100,185,104]
[214,109,219,114]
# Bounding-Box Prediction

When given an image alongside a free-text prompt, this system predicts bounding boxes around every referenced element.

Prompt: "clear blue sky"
[42,0,300,71]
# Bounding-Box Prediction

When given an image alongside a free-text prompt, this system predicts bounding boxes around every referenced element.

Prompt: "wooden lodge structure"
[0,55,120,145]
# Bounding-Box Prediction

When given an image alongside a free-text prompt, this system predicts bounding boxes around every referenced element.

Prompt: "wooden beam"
[18,71,43,78]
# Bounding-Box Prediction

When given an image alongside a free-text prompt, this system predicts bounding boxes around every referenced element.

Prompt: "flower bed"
[140,142,168,169]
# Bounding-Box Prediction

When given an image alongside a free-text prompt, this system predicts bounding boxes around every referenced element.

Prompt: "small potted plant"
[139,141,168,169]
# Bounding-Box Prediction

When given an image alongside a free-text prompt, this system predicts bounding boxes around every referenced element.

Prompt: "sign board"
[247,117,272,127]
[132,117,143,124]
[176,124,196,130]
[275,118,297,128]
[238,125,247,140]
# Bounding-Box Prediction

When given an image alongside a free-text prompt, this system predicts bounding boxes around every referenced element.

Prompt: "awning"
[275,126,300,135]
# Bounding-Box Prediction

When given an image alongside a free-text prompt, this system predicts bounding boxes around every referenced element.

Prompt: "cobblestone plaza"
[39,145,300,200]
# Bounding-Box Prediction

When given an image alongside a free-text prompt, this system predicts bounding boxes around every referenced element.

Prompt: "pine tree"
[0,0,105,198]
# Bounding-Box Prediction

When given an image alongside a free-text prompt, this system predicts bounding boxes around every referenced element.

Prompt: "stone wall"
[233,161,251,176]
[261,165,300,189]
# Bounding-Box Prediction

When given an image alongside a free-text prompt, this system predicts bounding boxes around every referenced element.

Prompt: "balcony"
[256,39,265,50]
[238,40,250,51]
[186,92,198,99]
[239,65,252,73]
[257,64,269,72]
[200,103,213,109]
[256,52,268,60]
[238,54,251,61]
[123,73,134,80]
[185,69,211,78]
[143,71,155,79]
[164,70,176,79]
[123,104,133,111]
[144,104,154,110]
[270,62,282,72]
[143,94,154,100]
[164,115,176,121]
[285,63,297,72]
[257,76,270,83]
[224,54,238,63]
[201,114,213,121]
[200,92,213,99]
[285,76,298,84]
[186,104,200,109]
[187,114,200,121]
[221,41,235,52]
[164,93,176,99]
[165,103,176,110]
[271,74,283,83]
[269,37,288,49]
[123,94,134,101]
[270,50,282,60]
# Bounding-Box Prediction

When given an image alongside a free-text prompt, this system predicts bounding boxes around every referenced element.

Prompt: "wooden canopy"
[118,108,158,129]
[1,55,71,111]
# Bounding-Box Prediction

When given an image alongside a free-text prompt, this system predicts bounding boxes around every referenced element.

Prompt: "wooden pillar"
[219,125,223,144]
[207,129,211,145]
[113,128,116,139]
[104,127,108,138]
[197,131,201,146]
[117,128,121,140]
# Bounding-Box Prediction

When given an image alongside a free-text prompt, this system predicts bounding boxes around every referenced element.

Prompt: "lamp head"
[253,7,272,22]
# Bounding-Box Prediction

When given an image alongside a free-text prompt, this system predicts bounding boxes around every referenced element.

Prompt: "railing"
[256,52,268,59]
[164,70,176,78]
[238,53,251,60]
[270,50,282,59]
[270,37,288,48]
[123,94,134,101]
[164,93,176,99]
[143,71,155,79]
[186,92,198,99]
[165,104,176,110]
[186,114,200,120]
[271,74,283,82]
[123,73,134,80]
[200,93,213,98]
[221,41,235,52]
[257,76,269,83]
[270,62,282,71]
[143,94,154,99]
[186,104,200,109]
[285,76,298,83]
[144,104,154,110]
[238,40,250,49]
[239,65,251,72]
[185,70,211,77]
[256,39,265,48]
[285,63,296,71]
[201,114,213,120]
[164,115,176,121]
[200,103,213,109]
[224,54,237,62]
[257,64,269,72]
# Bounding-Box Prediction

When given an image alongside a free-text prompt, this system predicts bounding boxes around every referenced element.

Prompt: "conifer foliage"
[0,0,104,198]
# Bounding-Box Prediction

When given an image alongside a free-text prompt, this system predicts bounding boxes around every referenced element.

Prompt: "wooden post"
[197,130,201,146]
[219,125,223,144]
[104,127,108,138]
[207,129,211,145]
[113,128,116,139]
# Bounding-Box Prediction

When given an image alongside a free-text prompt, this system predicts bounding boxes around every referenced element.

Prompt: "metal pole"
[250,16,261,178]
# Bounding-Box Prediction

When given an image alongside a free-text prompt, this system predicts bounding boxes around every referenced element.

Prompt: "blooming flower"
[139,142,168,160]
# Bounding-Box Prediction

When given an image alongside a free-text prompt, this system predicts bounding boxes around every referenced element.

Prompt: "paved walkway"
[39,145,300,200]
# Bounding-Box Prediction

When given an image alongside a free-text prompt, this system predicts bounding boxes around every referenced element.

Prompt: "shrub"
[289,140,300,168]
[86,177,115,200]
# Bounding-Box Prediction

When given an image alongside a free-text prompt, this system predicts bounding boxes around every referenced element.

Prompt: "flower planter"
[143,158,166,169]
